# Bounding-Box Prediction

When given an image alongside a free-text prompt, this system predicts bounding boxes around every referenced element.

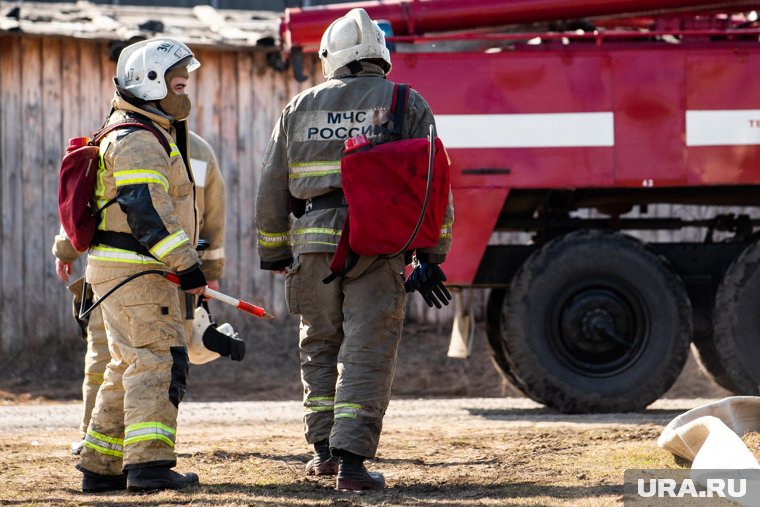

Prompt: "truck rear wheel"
[504,231,692,413]
[485,288,528,392]
[691,331,741,393]
[712,238,760,394]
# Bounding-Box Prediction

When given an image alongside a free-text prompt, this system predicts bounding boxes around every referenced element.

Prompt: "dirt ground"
[0,321,735,506]
[0,397,713,506]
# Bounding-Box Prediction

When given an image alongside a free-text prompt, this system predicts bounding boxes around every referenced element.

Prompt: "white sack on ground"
[658,396,760,466]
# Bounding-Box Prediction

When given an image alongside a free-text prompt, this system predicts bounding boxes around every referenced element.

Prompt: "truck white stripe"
[436,112,614,148]
[686,110,760,146]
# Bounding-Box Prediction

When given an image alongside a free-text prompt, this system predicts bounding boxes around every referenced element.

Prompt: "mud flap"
[447,290,475,359]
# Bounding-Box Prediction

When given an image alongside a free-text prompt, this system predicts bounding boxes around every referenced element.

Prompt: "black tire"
[712,239,760,394]
[485,288,529,393]
[691,332,742,393]
[504,231,692,413]
[685,283,741,393]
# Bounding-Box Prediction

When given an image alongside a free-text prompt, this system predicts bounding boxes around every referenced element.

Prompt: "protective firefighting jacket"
[53,130,223,278]
[87,93,199,273]
[188,131,225,281]
[256,62,454,270]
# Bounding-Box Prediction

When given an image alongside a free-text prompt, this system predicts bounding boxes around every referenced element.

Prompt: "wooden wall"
[0,34,452,360]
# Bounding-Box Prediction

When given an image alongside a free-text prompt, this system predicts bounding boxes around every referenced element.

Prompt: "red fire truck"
[280,0,760,413]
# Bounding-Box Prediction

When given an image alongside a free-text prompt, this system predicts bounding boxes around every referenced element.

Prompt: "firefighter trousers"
[78,266,189,476]
[81,289,193,435]
[286,252,406,458]
[81,306,109,435]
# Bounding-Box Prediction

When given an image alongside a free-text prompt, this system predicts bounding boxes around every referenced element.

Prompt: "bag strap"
[389,83,409,135]
[88,115,173,217]
[90,115,172,156]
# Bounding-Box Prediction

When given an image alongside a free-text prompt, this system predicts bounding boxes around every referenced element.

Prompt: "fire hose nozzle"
[163,272,273,319]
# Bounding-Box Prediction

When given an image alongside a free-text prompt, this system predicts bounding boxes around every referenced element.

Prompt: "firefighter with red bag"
[255,7,454,491]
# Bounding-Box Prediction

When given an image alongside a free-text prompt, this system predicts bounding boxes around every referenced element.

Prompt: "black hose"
[78,269,168,320]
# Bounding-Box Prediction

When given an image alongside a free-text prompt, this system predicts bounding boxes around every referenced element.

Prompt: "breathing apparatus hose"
[78,269,167,321]
[78,269,273,321]
[388,123,437,259]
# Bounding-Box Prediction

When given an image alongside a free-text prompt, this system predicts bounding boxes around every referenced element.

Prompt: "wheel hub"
[555,287,643,375]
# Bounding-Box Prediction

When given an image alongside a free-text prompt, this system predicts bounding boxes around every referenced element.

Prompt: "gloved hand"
[405,262,452,309]
[177,264,207,291]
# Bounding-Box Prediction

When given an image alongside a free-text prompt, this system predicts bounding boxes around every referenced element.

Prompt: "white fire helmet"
[319,8,391,79]
[188,305,239,365]
[116,38,200,101]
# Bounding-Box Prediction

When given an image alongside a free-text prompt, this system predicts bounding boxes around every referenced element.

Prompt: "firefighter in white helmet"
[69,37,205,493]
[52,129,230,452]
[256,8,453,491]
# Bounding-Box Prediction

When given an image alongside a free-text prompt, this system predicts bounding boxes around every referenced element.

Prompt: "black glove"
[202,325,246,361]
[404,262,452,309]
[177,264,207,291]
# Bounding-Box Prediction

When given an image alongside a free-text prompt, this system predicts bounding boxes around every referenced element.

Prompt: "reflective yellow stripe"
[293,228,342,236]
[83,441,124,457]
[289,161,341,179]
[84,429,124,457]
[258,230,290,248]
[114,169,169,192]
[439,220,453,239]
[305,396,334,413]
[292,240,340,247]
[88,429,124,446]
[169,143,180,158]
[124,422,176,448]
[96,136,114,228]
[292,228,342,248]
[150,230,189,259]
[89,246,165,266]
[334,402,362,419]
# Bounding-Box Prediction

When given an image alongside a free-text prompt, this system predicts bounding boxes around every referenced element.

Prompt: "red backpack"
[58,117,171,252]
[326,84,451,281]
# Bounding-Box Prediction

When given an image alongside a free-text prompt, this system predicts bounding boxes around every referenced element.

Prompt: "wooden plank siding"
[0,33,453,360]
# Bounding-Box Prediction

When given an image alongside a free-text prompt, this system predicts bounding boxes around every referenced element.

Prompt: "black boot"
[126,465,199,492]
[305,439,338,476]
[335,450,385,491]
[80,469,127,493]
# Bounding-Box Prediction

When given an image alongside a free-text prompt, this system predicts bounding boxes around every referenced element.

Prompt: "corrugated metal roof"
[0,1,281,49]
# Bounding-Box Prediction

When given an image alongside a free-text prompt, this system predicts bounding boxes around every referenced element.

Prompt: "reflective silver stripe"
[89,246,165,266]
[201,247,224,261]
[150,230,189,259]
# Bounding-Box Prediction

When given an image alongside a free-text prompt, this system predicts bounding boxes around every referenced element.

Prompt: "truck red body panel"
[388,43,760,283]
